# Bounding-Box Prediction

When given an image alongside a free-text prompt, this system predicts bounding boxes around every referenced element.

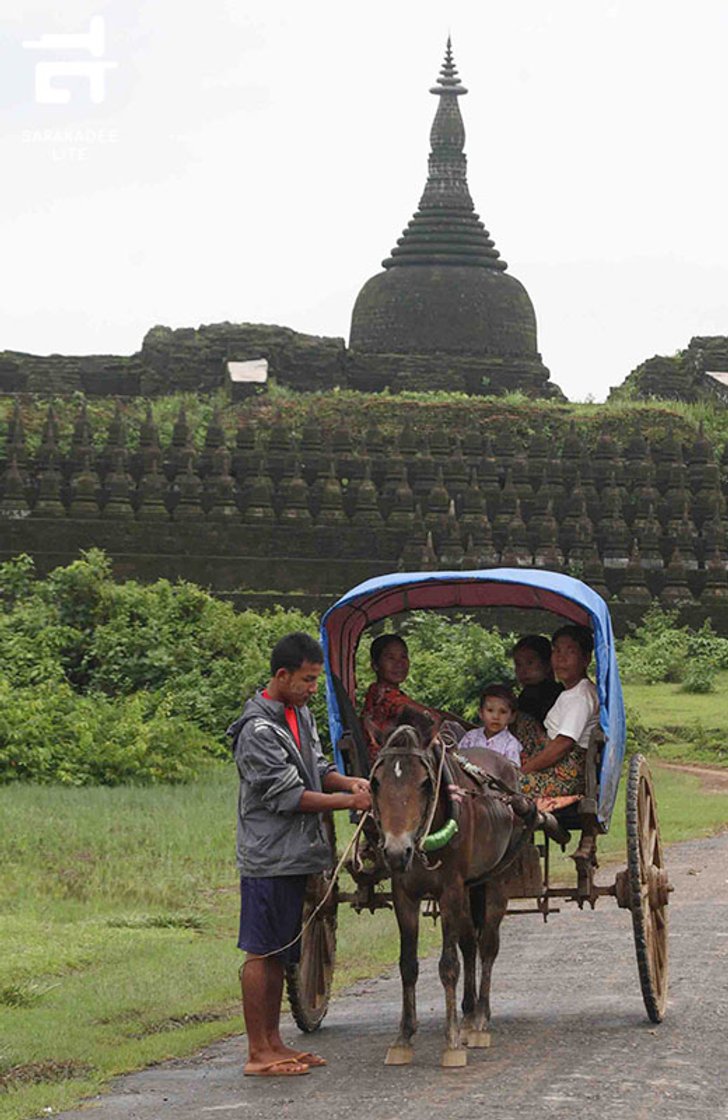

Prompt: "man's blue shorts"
[238,874,308,966]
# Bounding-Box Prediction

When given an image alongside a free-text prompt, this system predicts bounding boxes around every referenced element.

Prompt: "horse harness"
[369,727,539,873]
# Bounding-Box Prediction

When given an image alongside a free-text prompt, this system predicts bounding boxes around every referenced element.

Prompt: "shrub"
[685,620,728,670]
[625,706,654,754]
[0,553,563,783]
[0,552,324,784]
[0,679,212,785]
[680,659,716,694]
[618,607,728,687]
[617,606,687,683]
[0,553,37,610]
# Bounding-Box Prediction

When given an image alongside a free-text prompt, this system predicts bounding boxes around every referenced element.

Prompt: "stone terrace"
[2,400,728,631]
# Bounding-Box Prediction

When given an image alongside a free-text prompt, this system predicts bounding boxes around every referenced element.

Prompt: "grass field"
[2,684,728,1120]
[0,769,446,1120]
[623,672,728,765]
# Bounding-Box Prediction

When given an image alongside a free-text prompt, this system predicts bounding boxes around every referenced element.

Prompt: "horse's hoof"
[385,1045,413,1066]
[465,1030,491,1049]
[441,1048,468,1068]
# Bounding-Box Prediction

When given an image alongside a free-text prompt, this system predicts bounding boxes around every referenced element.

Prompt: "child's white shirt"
[458,726,522,766]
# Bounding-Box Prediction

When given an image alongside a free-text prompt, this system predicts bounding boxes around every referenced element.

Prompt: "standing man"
[228,631,371,1077]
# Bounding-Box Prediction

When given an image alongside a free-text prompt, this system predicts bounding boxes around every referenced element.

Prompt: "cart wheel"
[286,868,338,1032]
[625,753,670,1022]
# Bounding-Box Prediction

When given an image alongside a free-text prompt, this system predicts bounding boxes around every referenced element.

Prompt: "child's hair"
[271,632,323,673]
[370,633,408,666]
[551,624,594,659]
[511,634,553,664]
[479,683,518,711]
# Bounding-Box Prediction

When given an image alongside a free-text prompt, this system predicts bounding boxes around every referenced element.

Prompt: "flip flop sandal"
[294,1051,327,1067]
[244,1057,310,1077]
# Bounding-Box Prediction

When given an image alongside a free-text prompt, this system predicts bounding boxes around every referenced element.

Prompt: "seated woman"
[512,634,564,724]
[360,634,468,763]
[519,625,600,811]
[509,635,562,767]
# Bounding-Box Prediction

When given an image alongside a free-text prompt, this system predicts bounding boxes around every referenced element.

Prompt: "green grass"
[624,671,728,731]
[4,385,727,457]
[1,752,726,1120]
[0,770,239,1119]
[0,768,439,1120]
[624,672,728,766]
[548,764,728,879]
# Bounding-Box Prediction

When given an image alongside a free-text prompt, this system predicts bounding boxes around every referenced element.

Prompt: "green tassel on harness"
[422,817,459,852]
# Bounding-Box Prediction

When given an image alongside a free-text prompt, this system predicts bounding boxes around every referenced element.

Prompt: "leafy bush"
[0,553,522,783]
[678,620,728,692]
[403,613,513,721]
[618,606,688,683]
[624,706,654,754]
[0,553,37,609]
[0,680,212,785]
[685,622,728,670]
[0,551,322,785]
[617,607,728,687]
[680,659,716,694]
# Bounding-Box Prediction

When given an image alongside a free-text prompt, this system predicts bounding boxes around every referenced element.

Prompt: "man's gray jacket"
[228,691,337,878]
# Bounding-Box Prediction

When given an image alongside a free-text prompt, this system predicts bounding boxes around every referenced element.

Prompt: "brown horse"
[369,717,538,1068]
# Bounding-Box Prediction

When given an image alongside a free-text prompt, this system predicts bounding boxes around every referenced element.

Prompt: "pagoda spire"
[383,38,506,271]
[433,36,465,91]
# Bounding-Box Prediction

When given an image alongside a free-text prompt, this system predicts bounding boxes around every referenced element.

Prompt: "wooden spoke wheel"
[625,754,670,1022]
[286,815,338,1032]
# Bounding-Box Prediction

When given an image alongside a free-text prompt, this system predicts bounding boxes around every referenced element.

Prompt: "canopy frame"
[320,568,626,829]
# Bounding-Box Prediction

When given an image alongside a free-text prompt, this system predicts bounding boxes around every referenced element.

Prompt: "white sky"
[1,0,727,401]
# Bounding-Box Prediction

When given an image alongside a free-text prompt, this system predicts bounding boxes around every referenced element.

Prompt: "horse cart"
[285,568,671,1062]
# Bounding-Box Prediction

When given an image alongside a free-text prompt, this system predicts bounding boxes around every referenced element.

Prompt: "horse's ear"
[396,706,437,745]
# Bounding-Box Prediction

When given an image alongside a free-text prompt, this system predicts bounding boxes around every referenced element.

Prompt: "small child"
[458,684,522,766]
[512,635,564,724]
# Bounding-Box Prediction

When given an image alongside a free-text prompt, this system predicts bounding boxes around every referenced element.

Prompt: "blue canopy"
[320,568,626,828]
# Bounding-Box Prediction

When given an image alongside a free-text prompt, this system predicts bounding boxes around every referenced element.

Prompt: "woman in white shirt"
[519,625,599,808]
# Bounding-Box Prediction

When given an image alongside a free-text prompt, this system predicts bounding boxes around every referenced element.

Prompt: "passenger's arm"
[520,734,575,774]
[392,693,474,731]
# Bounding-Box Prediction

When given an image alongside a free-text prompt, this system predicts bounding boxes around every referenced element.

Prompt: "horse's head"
[370,712,439,874]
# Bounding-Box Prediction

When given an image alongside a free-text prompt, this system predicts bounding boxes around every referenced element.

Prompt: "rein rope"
[418,730,447,854]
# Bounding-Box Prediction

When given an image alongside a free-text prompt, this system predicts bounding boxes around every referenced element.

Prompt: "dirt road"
[57,832,728,1120]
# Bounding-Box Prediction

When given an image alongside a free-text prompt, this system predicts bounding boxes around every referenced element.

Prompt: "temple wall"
[610,336,728,403]
[0,323,346,398]
[3,398,728,633]
[0,320,561,399]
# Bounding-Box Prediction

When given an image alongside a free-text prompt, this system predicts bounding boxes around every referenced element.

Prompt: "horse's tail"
[469,883,486,930]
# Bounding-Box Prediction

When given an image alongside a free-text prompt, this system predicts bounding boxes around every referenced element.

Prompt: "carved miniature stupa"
[348,39,556,397]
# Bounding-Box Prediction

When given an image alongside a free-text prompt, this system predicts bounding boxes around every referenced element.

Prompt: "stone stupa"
[348,40,558,398]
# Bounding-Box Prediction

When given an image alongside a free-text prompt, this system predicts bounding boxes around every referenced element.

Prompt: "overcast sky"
[2,0,727,401]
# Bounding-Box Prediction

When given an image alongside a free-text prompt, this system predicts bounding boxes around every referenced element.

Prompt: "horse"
[368,714,540,1068]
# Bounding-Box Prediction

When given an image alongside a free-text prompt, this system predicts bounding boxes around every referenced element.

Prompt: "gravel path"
[57,832,728,1120]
